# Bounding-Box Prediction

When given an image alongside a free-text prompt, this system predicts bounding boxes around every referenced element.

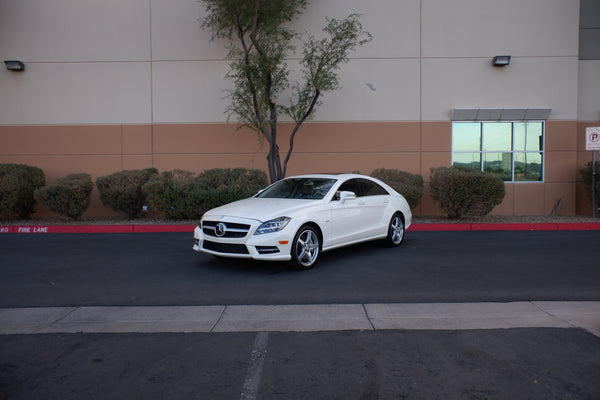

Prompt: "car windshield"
[256,178,337,200]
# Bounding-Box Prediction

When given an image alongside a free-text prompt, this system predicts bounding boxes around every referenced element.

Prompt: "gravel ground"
[1,214,599,226]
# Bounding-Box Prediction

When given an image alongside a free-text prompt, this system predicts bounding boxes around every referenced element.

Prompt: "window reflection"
[514,122,543,152]
[483,152,512,181]
[452,121,544,182]
[514,152,542,181]
[483,123,511,151]
[453,122,481,152]
[452,153,481,170]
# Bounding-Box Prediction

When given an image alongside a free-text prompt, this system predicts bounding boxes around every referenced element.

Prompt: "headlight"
[254,217,291,235]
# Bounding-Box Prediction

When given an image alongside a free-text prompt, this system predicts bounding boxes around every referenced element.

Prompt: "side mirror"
[339,191,356,203]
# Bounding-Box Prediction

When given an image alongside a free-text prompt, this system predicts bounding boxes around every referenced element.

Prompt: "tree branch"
[237,19,274,148]
[282,89,320,177]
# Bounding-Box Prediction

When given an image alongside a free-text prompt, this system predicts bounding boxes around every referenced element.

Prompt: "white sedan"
[193,174,412,270]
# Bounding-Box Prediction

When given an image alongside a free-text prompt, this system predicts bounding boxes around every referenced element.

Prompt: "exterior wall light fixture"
[4,60,25,71]
[492,55,511,67]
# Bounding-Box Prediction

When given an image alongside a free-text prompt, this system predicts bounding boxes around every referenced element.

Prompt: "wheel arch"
[394,210,406,225]
[298,221,324,250]
[290,221,323,270]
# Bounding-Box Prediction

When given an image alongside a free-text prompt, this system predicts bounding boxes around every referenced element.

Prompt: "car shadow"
[194,239,403,275]
[197,255,293,275]
[320,240,391,261]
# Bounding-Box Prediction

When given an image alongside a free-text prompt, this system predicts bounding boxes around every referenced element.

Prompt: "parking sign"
[586,127,600,151]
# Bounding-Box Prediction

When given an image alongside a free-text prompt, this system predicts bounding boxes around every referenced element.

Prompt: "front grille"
[203,240,249,255]
[202,221,250,238]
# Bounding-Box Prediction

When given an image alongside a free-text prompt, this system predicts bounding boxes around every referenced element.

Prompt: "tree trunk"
[267,142,283,183]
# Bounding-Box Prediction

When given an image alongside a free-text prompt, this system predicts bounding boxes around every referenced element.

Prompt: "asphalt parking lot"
[1,230,599,399]
[1,231,600,307]
[2,329,599,400]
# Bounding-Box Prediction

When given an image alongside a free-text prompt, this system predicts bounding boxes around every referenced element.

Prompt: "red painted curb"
[2,223,599,234]
[6,225,134,234]
[133,225,196,233]
[470,223,559,231]
[556,223,600,231]
[410,224,472,231]
[0,225,196,234]
[410,223,600,232]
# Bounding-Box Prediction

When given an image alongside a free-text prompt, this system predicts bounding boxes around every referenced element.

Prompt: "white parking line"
[240,331,269,400]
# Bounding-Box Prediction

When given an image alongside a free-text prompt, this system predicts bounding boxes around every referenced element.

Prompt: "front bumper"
[193,224,292,262]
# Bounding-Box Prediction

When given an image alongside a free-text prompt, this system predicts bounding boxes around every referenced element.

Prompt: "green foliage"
[200,1,371,182]
[96,168,158,219]
[34,173,94,220]
[202,0,307,138]
[579,161,600,211]
[196,168,268,213]
[285,14,372,120]
[201,0,307,42]
[143,168,268,220]
[429,166,506,219]
[0,163,45,220]
[370,168,424,209]
[143,170,201,220]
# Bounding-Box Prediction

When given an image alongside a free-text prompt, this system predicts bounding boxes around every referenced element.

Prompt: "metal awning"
[451,108,551,121]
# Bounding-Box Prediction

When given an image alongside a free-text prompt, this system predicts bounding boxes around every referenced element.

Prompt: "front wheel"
[291,225,320,270]
[384,213,405,247]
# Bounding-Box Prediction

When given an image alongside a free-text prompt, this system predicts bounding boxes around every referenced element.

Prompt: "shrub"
[143,168,268,220]
[143,170,203,220]
[34,173,94,220]
[0,163,45,220]
[429,166,505,218]
[370,168,424,209]
[579,161,600,213]
[195,168,268,212]
[96,168,158,219]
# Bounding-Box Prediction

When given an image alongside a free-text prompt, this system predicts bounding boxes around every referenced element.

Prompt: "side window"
[360,179,389,196]
[338,179,362,196]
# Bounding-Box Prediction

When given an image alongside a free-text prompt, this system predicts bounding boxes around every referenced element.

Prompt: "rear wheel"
[291,225,320,270]
[384,213,405,246]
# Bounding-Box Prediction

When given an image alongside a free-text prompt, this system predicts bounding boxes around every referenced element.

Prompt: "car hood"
[202,197,322,222]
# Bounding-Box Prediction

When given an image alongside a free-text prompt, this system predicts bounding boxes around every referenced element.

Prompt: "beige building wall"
[0,0,597,217]
[0,0,152,125]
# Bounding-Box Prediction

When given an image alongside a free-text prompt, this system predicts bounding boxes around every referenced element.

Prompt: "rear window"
[337,178,389,197]
[360,179,389,196]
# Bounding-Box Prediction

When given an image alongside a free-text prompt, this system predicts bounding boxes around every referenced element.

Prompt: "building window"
[452,121,544,182]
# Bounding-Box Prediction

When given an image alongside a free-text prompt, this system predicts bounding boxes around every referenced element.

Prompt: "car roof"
[272,173,401,197]
[285,173,365,180]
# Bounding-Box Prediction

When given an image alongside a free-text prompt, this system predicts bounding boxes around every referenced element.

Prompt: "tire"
[384,213,405,247]
[290,225,321,270]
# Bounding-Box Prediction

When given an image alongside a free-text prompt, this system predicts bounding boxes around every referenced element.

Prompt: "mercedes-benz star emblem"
[215,222,227,237]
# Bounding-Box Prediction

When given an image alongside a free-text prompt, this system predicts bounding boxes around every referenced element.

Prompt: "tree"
[200,0,371,183]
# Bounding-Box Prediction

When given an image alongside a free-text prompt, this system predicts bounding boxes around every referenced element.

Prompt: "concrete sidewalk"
[1,301,599,337]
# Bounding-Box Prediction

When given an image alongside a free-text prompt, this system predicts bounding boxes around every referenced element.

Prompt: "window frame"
[358,178,389,196]
[335,178,390,199]
[451,121,545,182]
